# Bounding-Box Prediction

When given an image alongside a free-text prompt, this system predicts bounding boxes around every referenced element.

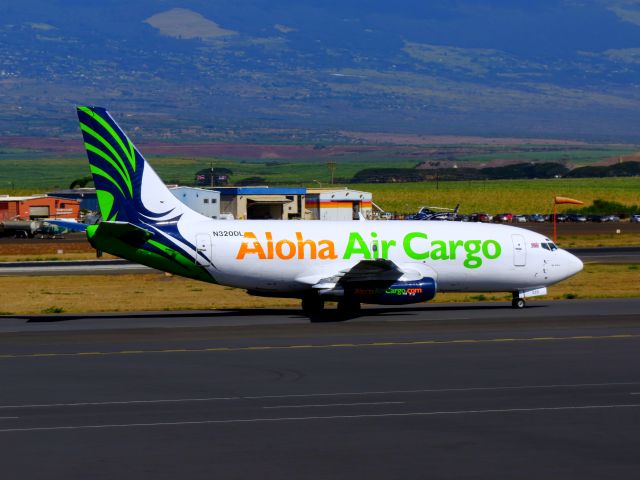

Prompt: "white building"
[170,187,221,219]
[305,188,373,221]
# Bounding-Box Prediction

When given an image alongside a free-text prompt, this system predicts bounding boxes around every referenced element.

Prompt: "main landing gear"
[301,295,361,321]
[511,292,526,309]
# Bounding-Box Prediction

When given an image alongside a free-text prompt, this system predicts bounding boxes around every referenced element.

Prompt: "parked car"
[587,214,605,222]
[514,214,528,223]
[527,213,545,223]
[631,214,640,223]
[470,212,493,222]
[546,213,568,222]
[603,214,620,222]
[494,213,513,223]
[566,213,587,222]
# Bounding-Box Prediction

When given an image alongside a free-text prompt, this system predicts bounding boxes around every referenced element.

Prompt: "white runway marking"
[1,404,639,433]
[242,381,640,400]
[1,381,637,410]
[0,397,237,409]
[262,401,405,409]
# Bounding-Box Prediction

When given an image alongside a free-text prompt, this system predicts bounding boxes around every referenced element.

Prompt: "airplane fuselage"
[182,219,582,295]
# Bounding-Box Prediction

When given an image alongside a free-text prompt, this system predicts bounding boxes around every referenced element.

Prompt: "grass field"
[0,263,637,315]
[362,177,640,214]
[1,146,639,216]
[0,154,419,192]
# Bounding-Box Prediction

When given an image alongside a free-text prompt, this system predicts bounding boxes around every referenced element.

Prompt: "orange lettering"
[296,232,317,259]
[266,231,274,259]
[276,239,296,259]
[236,232,266,260]
[318,240,338,260]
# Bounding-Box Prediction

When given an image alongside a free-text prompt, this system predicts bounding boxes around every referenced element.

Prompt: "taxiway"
[1,299,640,479]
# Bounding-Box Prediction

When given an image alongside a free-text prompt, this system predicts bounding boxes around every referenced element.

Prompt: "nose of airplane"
[565,250,584,277]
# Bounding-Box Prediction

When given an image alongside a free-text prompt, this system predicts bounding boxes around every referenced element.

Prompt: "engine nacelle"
[348,277,437,305]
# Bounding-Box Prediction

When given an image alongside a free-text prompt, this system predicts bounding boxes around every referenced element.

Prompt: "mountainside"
[2,1,640,141]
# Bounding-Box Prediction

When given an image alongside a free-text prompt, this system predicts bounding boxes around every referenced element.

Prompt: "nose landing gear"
[511,292,526,309]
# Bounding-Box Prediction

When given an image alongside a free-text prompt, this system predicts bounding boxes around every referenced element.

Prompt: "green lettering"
[430,240,449,260]
[343,232,371,259]
[381,239,396,259]
[463,240,483,269]
[403,232,429,260]
[448,240,464,260]
[483,240,501,259]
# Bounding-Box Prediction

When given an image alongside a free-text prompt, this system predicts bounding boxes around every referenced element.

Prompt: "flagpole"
[553,203,557,243]
[553,196,584,244]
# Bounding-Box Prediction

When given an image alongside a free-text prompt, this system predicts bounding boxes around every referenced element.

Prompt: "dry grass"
[1,264,638,315]
[0,274,299,315]
[438,263,640,303]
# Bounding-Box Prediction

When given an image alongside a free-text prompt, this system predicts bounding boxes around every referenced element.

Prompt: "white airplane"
[71,106,583,319]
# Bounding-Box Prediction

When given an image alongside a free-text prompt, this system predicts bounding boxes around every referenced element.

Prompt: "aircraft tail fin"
[76,106,193,225]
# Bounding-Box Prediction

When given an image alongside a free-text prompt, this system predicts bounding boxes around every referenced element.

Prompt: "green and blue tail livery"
[77,106,187,225]
[77,106,215,280]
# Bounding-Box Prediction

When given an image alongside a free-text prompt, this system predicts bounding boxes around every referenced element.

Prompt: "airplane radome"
[63,106,584,320]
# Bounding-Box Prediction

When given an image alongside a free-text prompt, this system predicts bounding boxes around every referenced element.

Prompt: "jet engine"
[346,277,437,305]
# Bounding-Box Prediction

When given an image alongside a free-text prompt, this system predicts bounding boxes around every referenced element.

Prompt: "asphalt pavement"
[1,299,640,479]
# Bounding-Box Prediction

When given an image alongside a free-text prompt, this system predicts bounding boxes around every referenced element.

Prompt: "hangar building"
[0,195,81,221]
[48,188,98,212]
[305,188,373,220]
[170,187,221,219]
[214,187,306,220]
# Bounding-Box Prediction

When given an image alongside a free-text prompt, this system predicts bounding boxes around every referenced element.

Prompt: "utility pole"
[210,160,214,188]
[327,161,336,185]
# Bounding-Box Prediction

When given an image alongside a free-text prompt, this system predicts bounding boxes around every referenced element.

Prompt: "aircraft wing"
[337,259,404,284]
[297,259,413,290]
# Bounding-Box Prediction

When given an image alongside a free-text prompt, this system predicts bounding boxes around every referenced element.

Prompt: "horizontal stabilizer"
[89,221,153,245]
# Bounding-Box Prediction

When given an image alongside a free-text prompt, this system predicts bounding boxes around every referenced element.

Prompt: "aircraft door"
[512,234,526,266]
[195,234,212,266]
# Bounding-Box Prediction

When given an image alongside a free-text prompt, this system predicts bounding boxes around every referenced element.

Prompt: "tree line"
[351,161,640,183]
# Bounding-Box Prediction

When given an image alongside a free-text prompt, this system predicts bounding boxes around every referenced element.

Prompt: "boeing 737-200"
[66,106,583,319]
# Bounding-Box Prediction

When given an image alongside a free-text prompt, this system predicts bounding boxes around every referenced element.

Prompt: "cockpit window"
[541,242,557,251]
[548,242,558,251]
[542,243,550,251]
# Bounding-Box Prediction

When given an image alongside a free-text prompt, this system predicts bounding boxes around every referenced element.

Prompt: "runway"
[1,298,640,479]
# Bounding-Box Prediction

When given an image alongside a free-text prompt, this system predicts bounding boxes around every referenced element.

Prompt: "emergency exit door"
[512,234,526,266]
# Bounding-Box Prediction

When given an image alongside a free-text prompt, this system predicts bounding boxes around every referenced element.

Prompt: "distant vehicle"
[587,214,604,222]
[514,215,527,223]
[546,213,568,222]
[407,205,460,221]
[0,220,40,238]
[603,214,620,222]
[494,213,513,223]
[631,214,640,223]
[470,213,493,222]
[566,214,587,222]
[527,214,545,223]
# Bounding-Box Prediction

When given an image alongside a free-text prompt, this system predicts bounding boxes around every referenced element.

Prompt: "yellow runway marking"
[0,333,639,360]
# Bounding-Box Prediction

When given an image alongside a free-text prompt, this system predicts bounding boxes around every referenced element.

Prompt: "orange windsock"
[554,196,584,205]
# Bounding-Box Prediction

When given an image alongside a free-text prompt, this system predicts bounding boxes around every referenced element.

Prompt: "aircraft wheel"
[301,296,324,315]
[511,297,526,309]
[337,299,361,319]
